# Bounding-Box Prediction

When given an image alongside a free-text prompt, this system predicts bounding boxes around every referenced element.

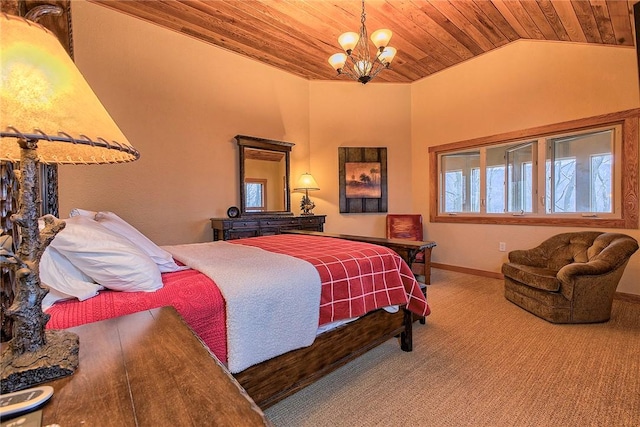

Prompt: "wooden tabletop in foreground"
[41,307,270,427]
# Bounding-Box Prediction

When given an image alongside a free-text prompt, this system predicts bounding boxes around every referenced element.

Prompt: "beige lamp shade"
[338,32,359,52]
[328,53,347,71]
[379,46,397,65]
[370,29,392,49]
[0,13,139,164]
[294,173,320,191]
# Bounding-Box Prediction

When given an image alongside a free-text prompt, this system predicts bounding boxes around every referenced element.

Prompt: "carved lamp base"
[1,329,79,393]
[300,194,316,216]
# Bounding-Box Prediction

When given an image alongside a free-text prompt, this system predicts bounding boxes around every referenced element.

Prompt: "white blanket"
[163,241,321,373]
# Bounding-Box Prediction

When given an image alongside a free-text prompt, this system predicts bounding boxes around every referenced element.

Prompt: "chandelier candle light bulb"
[355,60,372,76]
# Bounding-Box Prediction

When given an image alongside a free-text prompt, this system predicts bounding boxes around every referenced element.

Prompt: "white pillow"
[69,208,97,219]
[50,215,163,292]
[40,246,103,308]
[42,288,74,311]
[94,211,184,273]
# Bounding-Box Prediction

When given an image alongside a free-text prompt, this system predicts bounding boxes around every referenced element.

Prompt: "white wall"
[411,41,640,294]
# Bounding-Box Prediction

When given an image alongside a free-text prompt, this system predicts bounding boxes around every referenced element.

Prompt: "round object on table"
[227,206,240,218]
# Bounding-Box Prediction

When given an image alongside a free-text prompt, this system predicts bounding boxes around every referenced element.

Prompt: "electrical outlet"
[499,242,506,252]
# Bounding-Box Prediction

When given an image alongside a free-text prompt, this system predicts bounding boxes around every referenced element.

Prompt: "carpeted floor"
[264,269,640,426]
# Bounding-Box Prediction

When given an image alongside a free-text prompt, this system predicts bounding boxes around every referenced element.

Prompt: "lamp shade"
[338,32,359,52]
[379,46,397,65]
[370,29,392,49]
[328,53,347,71]
[0,13,139,164]
[294,173,319,191]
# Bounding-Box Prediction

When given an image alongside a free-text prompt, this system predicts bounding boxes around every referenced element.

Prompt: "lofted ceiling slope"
[91,0,638,83]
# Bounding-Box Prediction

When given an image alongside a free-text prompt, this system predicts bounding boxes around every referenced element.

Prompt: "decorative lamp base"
[300,194,316,216]
[1,330,79,393]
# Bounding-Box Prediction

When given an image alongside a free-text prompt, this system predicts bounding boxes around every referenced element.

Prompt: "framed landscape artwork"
[339,147,388,213]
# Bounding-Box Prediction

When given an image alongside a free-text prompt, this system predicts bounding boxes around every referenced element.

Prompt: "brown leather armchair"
[502,232,638,323]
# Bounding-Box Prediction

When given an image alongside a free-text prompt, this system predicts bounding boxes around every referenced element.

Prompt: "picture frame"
[338,147,388,213]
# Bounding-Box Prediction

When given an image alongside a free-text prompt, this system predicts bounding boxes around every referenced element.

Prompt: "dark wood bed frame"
[0,2,435,409]
[236,305,416,408]
[235,230,435,408]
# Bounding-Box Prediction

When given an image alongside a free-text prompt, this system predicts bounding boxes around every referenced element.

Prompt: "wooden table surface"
[41,307,269,426]
[282,229,435,255]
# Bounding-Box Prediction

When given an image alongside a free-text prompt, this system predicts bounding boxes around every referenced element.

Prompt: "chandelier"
[328,0,397,84]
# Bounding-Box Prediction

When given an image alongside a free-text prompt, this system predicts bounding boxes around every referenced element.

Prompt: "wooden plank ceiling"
[90,0,637,83]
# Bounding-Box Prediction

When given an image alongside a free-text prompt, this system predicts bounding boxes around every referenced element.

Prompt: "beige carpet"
[264,269,640,426]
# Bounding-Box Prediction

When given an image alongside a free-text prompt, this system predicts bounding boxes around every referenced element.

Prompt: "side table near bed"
[38,307,268,426]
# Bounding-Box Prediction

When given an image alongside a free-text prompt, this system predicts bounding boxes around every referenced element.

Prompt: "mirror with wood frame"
[236,135,294,216]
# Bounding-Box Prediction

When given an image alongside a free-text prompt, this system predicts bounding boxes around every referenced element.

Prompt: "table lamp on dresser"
[294,173,320,216]
[0,13,139,393]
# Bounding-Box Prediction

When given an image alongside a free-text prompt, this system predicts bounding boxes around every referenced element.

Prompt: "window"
[547,130,613,214]
[440,141,536,215]
[244,178,267,212]
[441,151,479,213]
[507,143,534,213]
[429,109,639,228]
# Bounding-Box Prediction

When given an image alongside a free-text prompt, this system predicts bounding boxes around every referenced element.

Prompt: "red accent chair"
[386,214,425,277]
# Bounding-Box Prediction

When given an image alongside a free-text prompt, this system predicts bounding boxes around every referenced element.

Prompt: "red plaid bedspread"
[46,269,228,364]
[231,234,430,324]
[45,234,429,366]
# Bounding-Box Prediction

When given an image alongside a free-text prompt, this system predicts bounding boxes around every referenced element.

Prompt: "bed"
[40,212,430,408]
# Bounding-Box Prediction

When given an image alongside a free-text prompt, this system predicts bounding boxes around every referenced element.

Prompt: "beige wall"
[62,1,309,245]
[411,41,640,294]
[62,1,639,294]
[308,81,413,236]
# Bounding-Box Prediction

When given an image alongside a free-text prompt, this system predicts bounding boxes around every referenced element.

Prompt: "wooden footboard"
[234,307,414,409]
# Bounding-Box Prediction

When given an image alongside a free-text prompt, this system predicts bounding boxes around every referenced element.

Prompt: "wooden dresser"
[211,215,326,241]
[40,307,269,426]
